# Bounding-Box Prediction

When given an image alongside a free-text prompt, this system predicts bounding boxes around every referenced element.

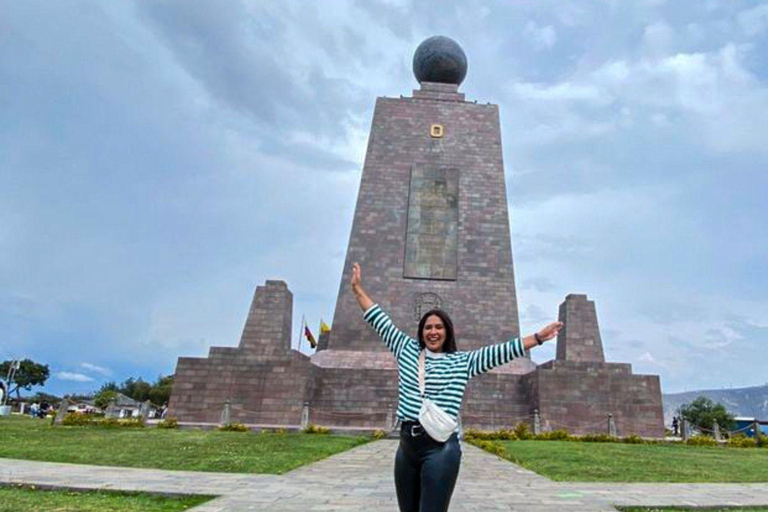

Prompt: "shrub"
[60,414,145,428]
[219,422,249,432]
[757,434,768,448]
[622,434,644,444]
[494,428,518,440]
[579,433,617,443]
[98,418,145,428]
[472,439,506,457]
[156,417,179,429]
[727,434,757,448]
[463,428,490,441]
[513,421,533,440]
[535,429,572,441]
[275,427,288,435]
[303,423,331,435]
[61,413,96,426]
[371,429,388,440]
[463,428,517,441]
[686,435,718,446]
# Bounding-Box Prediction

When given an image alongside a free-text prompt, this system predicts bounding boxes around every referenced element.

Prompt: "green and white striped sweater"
[363,304,526,422]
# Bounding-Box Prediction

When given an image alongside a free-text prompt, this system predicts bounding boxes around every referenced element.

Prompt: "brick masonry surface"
[169,82,664,437]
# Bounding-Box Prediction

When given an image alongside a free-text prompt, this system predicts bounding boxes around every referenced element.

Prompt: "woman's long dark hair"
[417,309,457,353]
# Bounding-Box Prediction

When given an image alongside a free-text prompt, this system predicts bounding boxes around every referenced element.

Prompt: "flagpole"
[298,314,305,353]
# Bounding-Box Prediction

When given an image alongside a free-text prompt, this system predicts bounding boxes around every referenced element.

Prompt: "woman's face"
[422,314,446,352]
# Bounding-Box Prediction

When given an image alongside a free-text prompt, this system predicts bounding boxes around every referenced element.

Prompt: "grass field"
[0,485,212,512]
[0,416,369,474]
[474,440,768,483]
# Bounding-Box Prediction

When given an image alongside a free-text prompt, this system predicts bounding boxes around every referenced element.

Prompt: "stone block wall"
[532,360,665,437]
[169,281,313,426]
[556,294,605,362]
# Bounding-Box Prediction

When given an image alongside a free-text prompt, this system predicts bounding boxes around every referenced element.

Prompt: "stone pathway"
[2,440,767,511]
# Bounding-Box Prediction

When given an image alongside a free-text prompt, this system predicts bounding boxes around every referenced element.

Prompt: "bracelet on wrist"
[534,332,544,345]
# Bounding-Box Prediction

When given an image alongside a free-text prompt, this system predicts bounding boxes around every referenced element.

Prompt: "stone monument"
[169,36,664,437]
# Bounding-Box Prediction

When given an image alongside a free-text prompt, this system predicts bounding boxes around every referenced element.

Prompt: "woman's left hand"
[536,321,564,342]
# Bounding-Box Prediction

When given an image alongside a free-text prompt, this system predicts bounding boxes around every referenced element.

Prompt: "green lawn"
[0,416,369,474]
[478,440,768,483]
[0,485,212,512]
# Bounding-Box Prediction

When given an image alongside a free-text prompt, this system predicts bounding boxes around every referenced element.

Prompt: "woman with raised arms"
[350,262,563,512]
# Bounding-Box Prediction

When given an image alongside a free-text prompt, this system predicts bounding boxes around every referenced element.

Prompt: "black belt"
[401,421,425,437]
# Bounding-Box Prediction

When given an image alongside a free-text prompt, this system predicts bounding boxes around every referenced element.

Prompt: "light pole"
[3,359,20,405]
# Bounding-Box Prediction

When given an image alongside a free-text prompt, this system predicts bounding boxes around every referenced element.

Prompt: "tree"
[94,389,119,410]
[678,396,736,434]
[120,377,151,402]
[148,375,174,406]
[0,359,50,398]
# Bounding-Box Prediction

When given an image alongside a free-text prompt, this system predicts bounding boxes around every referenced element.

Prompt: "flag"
[320,321,331,334]
[304,325,317,349]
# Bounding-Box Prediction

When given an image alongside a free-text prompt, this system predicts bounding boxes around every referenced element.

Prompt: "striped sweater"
[363,304,526,422]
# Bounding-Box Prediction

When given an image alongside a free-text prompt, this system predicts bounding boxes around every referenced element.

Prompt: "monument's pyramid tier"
[327,81,527,361]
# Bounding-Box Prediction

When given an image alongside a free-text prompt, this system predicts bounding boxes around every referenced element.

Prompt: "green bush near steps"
[60,413,145,428]
[218,422,249,432]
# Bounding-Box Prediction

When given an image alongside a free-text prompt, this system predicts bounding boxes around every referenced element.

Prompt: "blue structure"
[734,417,768,438]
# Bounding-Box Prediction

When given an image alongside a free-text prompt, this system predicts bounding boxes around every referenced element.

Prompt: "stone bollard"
[105,399,117,419]
[681,419,689,441]
[608,413,617,437]
[388,407,396,431]
[755,420,762,444]
[533,409,541,435]
[301,402,310,429]
[54,399,69,425]
[219,400,231,426]
[713,420,721,442]
[139,400,151,420]
[19,403,26,415]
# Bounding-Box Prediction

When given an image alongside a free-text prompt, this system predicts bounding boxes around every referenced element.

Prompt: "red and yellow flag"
[304,325,317,349]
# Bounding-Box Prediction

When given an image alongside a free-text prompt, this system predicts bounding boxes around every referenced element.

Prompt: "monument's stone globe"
[413,36,468,86]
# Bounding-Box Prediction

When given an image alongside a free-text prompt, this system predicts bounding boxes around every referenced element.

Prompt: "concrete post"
[754,420,762,443]
[608,413,617,437]
[533,409,541,435]
[219,400,231,426]
[54,399,69,425]
[388,407,396,431]
[681,419,689,441]
[301,402,310,429]
[139,400,151,420]
[713,420,721,441]
[105,399,117,419]
[19,403,25,415]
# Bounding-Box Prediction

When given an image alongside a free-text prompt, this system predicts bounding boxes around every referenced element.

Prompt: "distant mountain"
[662,384,768,426]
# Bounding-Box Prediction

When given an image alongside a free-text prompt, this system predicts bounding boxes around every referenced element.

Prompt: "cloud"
[738,4,768,36]
[638,351,655,363]
[55,372,94,383]
[524,21,557,50]
[80,363,111,376]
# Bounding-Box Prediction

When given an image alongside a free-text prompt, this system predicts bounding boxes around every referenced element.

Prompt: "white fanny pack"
[418,350,458,442]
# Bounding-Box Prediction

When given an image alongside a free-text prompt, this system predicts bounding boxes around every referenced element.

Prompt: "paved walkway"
[2,440,768,511]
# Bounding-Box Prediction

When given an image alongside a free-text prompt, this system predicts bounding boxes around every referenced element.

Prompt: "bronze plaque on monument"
[404,165,459,280]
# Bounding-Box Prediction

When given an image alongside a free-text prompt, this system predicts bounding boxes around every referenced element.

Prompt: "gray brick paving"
[2,440,767,511]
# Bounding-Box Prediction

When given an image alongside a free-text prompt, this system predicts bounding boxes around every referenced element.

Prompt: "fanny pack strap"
[418,350,426,397]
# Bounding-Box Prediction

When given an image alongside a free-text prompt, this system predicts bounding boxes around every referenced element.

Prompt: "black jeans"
[395,422,462,512]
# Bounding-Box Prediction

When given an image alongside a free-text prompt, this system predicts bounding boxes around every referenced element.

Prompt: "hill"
[662,383,768,426]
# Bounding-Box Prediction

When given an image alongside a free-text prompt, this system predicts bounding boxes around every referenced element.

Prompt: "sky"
[2,0,767,397]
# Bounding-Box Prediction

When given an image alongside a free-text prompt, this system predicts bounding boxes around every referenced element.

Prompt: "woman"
[350,262,563,512]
